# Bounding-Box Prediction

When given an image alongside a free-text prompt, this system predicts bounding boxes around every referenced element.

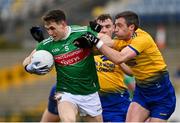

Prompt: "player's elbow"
[113,59,124,65]
[115,53,130,65]
[114,55,125,65]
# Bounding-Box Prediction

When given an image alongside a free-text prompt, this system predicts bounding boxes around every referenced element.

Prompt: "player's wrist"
[96,40,104,49]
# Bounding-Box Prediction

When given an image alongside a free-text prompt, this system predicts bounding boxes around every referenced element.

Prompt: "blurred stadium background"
[0,0,180,121]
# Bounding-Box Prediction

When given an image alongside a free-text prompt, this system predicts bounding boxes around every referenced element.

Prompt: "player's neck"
[62,26,71,40]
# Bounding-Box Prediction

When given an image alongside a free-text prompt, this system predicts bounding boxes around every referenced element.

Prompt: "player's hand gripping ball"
[29,50,54,75]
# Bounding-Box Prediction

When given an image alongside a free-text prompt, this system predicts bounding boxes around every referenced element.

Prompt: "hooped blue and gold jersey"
[95,55,127,93]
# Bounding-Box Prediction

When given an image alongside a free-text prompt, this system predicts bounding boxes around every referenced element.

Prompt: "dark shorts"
[133,72,176,120]
[99,90,131,122]
[48,84,58,115]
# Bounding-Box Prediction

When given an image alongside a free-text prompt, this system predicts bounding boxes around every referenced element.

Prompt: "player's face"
[44,21,66,41]
[114,17,132,40]
[97,19,114,37]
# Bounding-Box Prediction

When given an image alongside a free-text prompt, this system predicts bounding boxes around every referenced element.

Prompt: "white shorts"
[55,92,102,117]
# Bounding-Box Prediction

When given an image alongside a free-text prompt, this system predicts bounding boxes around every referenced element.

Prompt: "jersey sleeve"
[35,37,53,51]
[129,36,152,55]
[36,42,43,50]
[71,25,97,36]
[112,39,128,51]
[87,26,98,36]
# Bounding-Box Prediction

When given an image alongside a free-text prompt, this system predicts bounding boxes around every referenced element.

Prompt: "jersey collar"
[62,26,71,40]
[131,32,137,39]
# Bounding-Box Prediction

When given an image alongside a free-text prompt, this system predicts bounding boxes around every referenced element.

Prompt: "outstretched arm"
[99,44,137,65]
[73,32,137,64]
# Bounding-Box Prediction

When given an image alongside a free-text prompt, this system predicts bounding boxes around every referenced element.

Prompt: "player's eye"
[105,25,111,28]
[49,26,56,30]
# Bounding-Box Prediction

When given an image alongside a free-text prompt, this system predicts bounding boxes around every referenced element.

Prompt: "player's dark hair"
[115,11,139,31]
[96,14,113,22]
[42,9,66,23]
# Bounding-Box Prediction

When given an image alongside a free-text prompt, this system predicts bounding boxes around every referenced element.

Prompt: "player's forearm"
[99,44,125,64]
[22,49,36,67]
[23,57,31,67]
[119,63,133,76]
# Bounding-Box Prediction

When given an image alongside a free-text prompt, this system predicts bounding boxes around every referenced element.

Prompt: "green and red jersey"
[36,25,99,95]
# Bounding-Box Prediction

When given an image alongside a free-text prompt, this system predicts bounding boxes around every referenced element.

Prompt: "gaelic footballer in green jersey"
[24,9,103,122]
[36,25,99,95]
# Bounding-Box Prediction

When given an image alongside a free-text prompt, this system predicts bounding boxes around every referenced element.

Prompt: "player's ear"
[129,24,135,31]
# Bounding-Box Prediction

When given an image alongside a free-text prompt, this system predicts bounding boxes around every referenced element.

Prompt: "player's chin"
[52,36,59,41]
[53,38,59,41]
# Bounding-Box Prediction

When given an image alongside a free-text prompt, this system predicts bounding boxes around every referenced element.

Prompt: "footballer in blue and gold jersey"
[96,11,176,122]
[95,14,135,122]
[95,55,132,122]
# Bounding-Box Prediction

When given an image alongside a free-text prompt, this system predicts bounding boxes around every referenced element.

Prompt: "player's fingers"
[35,64,48,69]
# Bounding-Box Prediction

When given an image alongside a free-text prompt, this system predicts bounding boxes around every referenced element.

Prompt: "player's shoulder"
[134,28,154,42]
[136,28,152,38]
[40,36,54,46]
[70,25,88,33]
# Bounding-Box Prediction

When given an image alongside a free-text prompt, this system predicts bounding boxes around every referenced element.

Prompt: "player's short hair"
[42,9,66,23]
[96,14,113,22]
[115,11,139,31]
